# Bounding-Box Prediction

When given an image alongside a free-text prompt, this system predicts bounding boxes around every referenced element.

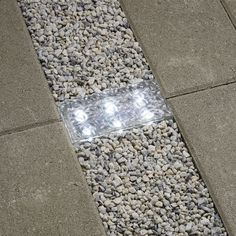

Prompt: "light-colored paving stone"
[0,0,59,134]
[168,83,236,236]
[0,122,105,236]
[119,0,236,98]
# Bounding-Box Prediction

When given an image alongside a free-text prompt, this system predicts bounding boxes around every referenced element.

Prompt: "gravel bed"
[18,0,153,102]
[78,120,226,235]
[18,0,227,235]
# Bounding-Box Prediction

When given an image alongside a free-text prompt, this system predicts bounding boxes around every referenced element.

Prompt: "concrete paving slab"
[0,122,105,236]
[168,83,236,236]
[119,0,236,98]
[0,0,59,134]
[221,0,236,27]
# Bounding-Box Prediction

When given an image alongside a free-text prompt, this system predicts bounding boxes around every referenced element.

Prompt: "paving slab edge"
[0,0,60,133]
[168,94,234,236]
[0,119,60,137]
[118,0,169,99]
[0,121,107,235]
[13,0,60,122]
[220,0,236,30]
[51,121,107,236]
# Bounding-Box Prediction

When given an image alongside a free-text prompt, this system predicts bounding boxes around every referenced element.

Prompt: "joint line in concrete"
[220,0,236,30]
[0,119,61,137]
[166,79,236,100]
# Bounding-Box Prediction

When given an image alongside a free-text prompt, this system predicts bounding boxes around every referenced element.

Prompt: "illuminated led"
[112,120,122,128]
[104,101,118,115]
[74,109,88,123]
[142,109,154,120]
[82,125,94,136]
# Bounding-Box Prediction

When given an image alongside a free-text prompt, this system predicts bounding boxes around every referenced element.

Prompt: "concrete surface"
[119,0,236,98]
[0,0,59,134]
[0,122,105,236]
[168,83,236,235]
[221,0,236,28]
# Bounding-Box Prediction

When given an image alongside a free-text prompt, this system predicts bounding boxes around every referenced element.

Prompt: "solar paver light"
[59,80,172,145]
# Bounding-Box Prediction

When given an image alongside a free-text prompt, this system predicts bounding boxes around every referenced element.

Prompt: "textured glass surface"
[59,80,172,144]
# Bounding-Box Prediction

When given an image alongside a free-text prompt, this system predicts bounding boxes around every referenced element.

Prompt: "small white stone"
[113,197,122,205]
[183,151,190,157]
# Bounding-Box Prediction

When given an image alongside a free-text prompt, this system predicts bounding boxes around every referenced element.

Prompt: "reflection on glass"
[142,109,154,120]
[112,120,122,128]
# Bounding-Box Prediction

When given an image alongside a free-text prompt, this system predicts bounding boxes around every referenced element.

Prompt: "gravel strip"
[78,120,226,235]
[18,0,227,235]
[18,0,153,102]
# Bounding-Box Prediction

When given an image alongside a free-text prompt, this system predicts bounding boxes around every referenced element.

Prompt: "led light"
[74,109,88,123]
[142,109,154,120]
[82,125,94,136]
[104,101,118,115]
[112,120,122,128]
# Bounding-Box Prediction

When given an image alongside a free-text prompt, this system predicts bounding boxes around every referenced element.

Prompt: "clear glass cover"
[59,80,172,144]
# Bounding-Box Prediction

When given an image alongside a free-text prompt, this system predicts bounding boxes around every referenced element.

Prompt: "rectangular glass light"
[59,80,172,144]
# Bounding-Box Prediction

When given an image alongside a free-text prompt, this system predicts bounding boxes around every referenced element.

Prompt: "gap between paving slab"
[119,0,236,99]
[119,0,236,235]
[0,0,60,134]
[0,122,106,236]
[221,0,236,29]
[168,83,236,236]
[0,0,106,235]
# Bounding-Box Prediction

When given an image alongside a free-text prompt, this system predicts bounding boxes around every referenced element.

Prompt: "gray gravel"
[18,0,152,102]
[18,0,227,235]
[78,120,226,235]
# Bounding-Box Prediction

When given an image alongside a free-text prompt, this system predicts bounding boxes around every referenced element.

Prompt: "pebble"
[183,150,190,158]
[113,197,122,205]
